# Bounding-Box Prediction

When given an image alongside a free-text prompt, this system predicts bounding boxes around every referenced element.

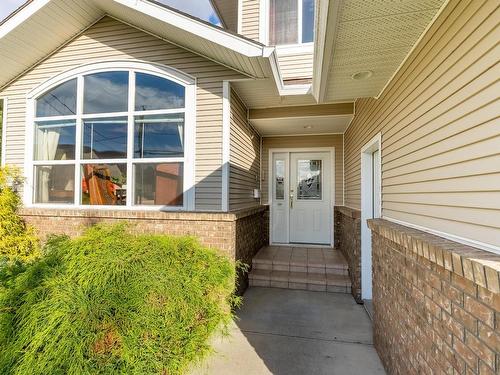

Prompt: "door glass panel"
[275,159,285,200]
[297,159,321,200]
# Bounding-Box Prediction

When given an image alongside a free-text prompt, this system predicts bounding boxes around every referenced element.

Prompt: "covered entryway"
[270,149,334,245]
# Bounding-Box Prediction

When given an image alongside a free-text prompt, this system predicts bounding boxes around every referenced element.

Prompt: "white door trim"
[268,147,335,247]
[360,133,382,300]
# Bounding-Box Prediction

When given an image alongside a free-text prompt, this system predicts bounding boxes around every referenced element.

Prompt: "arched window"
[29,64,195,209]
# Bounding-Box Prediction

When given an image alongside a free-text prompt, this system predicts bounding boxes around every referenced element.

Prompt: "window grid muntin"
[32,69,187,208]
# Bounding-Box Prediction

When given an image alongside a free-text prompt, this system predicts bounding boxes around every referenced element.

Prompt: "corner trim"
[222,81,231,212]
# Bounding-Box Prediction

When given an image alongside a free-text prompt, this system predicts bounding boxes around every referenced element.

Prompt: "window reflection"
[83,72,129,114]
[134,163,183,206]
[83,117,128,159]
[35,165,75,204]
[135,73,185,111]
[269,0,298,45]
[302,0,315,43]
[34,120,76,160]
[134,114,184,158]
[36,79,77,117]
[81,164,127,205]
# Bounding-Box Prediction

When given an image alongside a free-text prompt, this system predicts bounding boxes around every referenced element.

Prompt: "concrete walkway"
[193,287,386,375]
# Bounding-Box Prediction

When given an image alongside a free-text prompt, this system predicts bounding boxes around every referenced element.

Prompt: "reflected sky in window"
[36,79,77,117]
[84,72,129,114]
[135,73,185,111]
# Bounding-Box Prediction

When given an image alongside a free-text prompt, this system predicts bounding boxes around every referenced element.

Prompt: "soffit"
[0,0,103,90]
[323,0,446,102]
[251,115,353,136]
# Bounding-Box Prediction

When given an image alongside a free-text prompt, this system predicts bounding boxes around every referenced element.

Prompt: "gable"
[1,17,246,211]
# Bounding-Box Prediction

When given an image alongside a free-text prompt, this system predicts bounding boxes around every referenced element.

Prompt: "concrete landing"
[192,287,386,375]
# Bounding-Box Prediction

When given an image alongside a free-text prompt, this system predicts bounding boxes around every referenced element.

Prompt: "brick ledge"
[335,206,361,219]
[368,219,500,294]
[20,205,267,223]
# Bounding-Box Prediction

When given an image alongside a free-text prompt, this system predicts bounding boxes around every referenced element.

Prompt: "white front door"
[271,151,332,245]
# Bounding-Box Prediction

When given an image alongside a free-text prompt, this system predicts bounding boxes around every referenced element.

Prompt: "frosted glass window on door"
[275,159,285,200]
[297,160,322,200]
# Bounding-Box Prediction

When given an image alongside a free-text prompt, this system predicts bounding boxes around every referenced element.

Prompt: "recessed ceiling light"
[351,70,373,80]
[304,125,313,129]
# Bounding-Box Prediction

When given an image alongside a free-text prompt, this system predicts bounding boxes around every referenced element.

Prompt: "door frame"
[268,147,335,247]
[360,133,382,300]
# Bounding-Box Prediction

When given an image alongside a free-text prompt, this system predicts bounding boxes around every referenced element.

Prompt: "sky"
[0,0,221,24]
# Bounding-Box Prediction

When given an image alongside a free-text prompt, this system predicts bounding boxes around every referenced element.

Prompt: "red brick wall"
[369,219,500,375]
[334,206,362,302]
[21,207,268,291]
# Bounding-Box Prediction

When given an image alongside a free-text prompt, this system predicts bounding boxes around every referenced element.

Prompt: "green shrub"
[0,223,240,375]
[0,166,40,261]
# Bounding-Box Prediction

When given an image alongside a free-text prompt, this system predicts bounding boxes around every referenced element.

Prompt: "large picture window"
[30,67,192,209]
[269,0,315,46]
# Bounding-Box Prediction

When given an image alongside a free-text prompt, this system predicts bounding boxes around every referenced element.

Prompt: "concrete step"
[249,269,352,294]
[252,248,349,276]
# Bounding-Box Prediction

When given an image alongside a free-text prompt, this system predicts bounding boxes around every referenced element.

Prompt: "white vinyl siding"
[344,0,500,248]
[229,88,261,210]
[0,17,246,211]
[277,50,314,81]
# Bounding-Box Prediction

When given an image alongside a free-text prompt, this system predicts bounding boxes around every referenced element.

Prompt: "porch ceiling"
[315,0,447,102]
[248,103,355,136]
[250,115,353,136]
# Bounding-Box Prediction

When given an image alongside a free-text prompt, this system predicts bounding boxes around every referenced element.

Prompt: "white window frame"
[24,61,196,211]
[261,0,315,52]
[360,133,382,300]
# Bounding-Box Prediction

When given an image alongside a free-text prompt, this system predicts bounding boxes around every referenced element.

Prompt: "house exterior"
[0,0,499,373]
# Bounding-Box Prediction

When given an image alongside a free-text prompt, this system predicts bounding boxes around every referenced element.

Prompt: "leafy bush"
[0,166,40,262]
[0,224,240,375]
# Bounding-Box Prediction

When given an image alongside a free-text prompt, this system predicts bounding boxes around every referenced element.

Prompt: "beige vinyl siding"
[240,0,261,42]
[278,51,314,81]
[229,88,261,210]
[344,0,500,248]
[0,16,245,211]
[261,135,344,205]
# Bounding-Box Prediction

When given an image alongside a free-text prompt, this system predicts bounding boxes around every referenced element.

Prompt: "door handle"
[290,194,294,209]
